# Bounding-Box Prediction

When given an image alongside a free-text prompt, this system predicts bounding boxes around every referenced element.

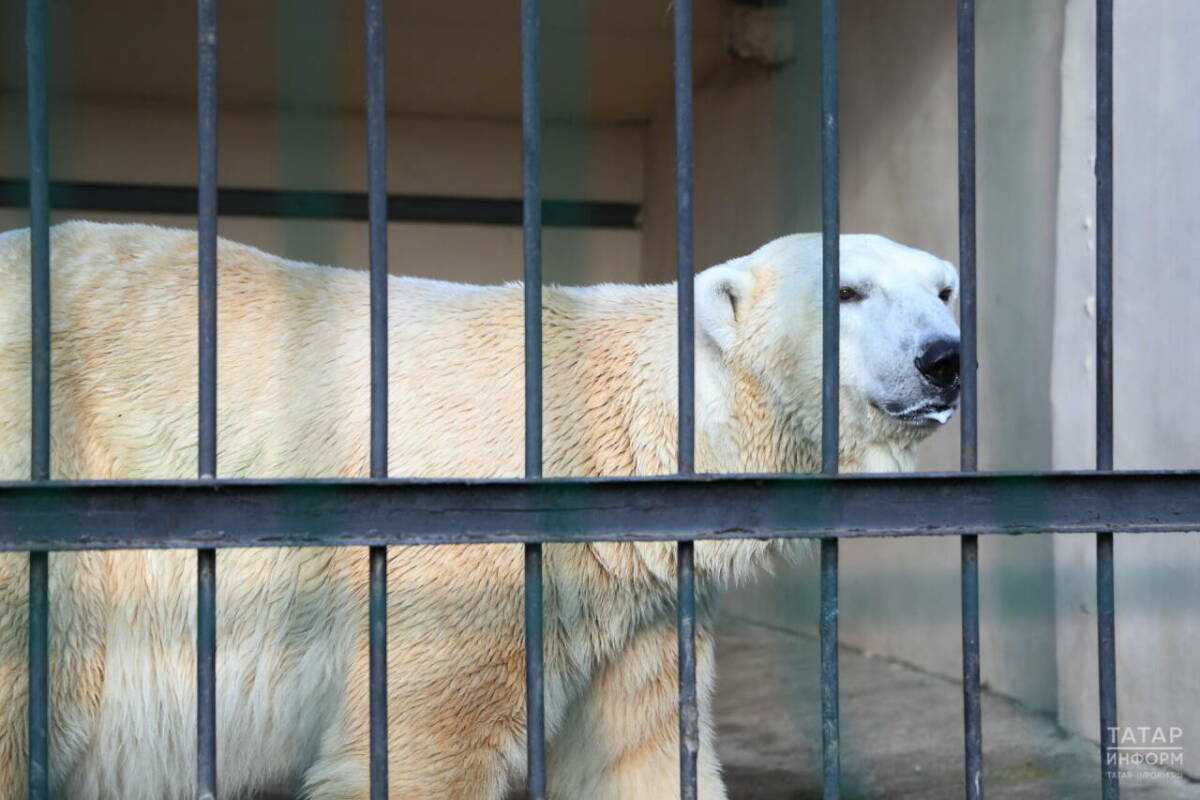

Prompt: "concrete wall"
[1052,0,1200,777]
[0,95,644,285]
[825,0,1066,715]
[639,4,822,281]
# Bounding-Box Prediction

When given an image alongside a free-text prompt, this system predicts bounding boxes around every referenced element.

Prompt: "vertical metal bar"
[1095,0,1114,477]
[957,3,983,799]
[819,1,841,798]
[957,12,978,476]
[25,1,50,798]
[1096,533,1117,794]
[676,542,698,800]
[25,557,48,800]
[520,0,546,797]
[819,12,840,478]
[364,0,390,796]
[195,549,217,800]
[672,1,699,798]
[1095,0,1117,797]
[818,538,839,799]
[196,0,218,797]
[368,546,388,800]
[674,1,695,477]
[197,9,218,478]
[25,11,49,480]
[960,537,982,799]
[523,542,545,800]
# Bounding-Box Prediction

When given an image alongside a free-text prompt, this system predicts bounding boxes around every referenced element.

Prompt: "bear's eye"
[938,287,953,304]
[838,287,863,302]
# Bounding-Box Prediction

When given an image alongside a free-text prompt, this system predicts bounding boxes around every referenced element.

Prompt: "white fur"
[0,223,957,799]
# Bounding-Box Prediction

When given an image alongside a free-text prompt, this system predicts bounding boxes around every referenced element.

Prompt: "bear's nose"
[915,338,960,389]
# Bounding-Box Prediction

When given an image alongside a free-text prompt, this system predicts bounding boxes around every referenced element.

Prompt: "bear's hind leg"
[547,621,726,800]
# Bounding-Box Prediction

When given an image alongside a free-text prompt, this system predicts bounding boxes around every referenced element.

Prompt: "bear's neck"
[706,367,919,476]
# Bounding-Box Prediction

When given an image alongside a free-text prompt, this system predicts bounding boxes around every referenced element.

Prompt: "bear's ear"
[696,264,753,353]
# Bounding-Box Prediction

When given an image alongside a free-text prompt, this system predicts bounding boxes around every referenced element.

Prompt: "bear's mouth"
[873,399,958,426]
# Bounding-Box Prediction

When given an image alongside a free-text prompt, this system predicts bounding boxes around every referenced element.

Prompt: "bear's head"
[695,233,960,467]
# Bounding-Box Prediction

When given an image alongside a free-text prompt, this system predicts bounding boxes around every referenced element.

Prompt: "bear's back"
[0,222,677,483]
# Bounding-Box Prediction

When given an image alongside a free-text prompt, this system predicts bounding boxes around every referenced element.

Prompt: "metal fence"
[5,0,1193,799]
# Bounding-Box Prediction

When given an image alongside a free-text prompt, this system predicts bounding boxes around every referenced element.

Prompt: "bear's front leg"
[547,619,726,800]
[301,545,528,800]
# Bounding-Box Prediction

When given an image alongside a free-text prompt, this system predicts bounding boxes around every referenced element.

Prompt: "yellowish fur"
[0,222,945,799]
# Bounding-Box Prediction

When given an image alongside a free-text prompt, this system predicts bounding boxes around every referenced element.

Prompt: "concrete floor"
[715,615,1200,799]
[257,615,1199,798]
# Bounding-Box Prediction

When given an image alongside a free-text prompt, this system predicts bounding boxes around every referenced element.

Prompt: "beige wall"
[1052,0,1200,778]
[0,94,644,285]
[689,0,1199,779]
[648,0,1068,717]
[639,11,822,280]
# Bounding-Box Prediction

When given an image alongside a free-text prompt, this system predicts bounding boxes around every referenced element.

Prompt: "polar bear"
[0,221,959,800]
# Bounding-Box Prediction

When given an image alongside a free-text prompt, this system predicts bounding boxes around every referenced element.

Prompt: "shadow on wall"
[731,538,1200,627]
[725,529,1200,715]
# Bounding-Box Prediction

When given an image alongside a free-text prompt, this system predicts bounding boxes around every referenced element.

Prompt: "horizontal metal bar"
[2,470,1200,550]
[0,179,640,229]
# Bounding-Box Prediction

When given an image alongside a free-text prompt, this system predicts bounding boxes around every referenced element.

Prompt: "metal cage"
[7,1,1185,799]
